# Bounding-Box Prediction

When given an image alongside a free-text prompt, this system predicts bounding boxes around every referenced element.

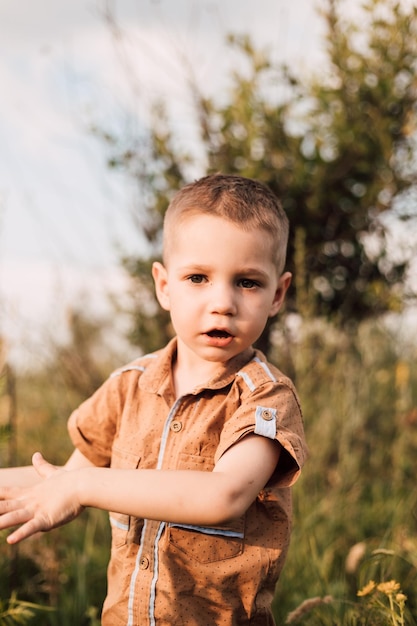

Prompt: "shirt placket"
[131,396,186,626]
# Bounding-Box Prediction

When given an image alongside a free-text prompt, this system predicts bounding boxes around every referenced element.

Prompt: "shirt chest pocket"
[166,452,245,563]
[109,447,142,548]
[167,519,245,563]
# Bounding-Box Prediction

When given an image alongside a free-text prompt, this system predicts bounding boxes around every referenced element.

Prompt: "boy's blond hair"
[163,174,289,274]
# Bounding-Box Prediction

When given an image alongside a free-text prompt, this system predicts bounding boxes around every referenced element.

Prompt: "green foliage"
[100,0,417,354]
[97,101,191,353]
[0,326,111,625]
[122,257,172,354]
[0,592,52,625]
[0,314,116,624]
[0,515,109,625]
[50,311,108,399]
[199,0,417,323]
[271,317,417,625]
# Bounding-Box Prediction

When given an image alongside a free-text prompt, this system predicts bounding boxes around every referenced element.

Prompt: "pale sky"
[1,0,325,265]
[0,0,330,362]
[1,0,415,366]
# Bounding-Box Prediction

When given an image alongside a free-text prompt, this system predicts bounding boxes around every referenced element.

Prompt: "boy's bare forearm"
[0,435,279,544]
[78,467,243,526]
[0,448,91,489]
[0,466,41,488]
[0,465,243,544]
[78,435,279,525]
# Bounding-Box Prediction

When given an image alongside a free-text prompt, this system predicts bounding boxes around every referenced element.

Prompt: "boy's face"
[152,213,291,369]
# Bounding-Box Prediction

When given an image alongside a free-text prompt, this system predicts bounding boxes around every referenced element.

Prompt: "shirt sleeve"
[214,379,307,488]
[67,372,128,467]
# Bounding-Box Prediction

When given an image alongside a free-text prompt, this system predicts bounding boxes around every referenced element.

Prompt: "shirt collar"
[140,337,255,398]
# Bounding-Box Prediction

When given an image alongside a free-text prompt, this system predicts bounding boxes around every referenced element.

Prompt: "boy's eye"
[238,278,259,289]
[188,274,206,284]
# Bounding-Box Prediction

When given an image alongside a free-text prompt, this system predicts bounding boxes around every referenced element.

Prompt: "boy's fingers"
[0,505,32,531]
[0,500,47,543]
[7,518,42,544]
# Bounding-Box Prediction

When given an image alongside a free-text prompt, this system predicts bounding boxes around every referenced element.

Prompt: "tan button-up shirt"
[68,338,307,626]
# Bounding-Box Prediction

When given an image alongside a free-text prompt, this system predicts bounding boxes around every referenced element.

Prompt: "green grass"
[271,318,417,625]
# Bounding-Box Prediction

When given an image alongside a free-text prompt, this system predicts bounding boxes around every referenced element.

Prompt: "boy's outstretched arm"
[0,448,95,489]
[0,434,281,544]
[0,465,42,489]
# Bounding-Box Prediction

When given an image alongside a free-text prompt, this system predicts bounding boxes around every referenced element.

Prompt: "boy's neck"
[171,343,254,398]
[172,358,220,398]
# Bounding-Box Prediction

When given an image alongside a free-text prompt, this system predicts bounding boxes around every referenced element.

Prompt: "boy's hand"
[0,452,84,544]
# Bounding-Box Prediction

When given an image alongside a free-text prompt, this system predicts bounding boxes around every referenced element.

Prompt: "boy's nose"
[209,284,237,316]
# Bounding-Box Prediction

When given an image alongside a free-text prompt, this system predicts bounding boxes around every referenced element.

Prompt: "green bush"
[272,318,417,625]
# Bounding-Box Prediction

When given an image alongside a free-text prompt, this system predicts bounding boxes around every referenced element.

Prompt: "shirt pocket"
[167,519,245,563]
[167,451,245,563]
[109,446,141,548]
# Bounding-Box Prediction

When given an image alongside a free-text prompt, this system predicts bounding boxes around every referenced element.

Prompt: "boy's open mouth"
[206,329,232,339]
[204,329,234,347]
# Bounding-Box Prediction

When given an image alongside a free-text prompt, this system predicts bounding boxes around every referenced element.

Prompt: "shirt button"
[171,420,182,433]
[139,555,150,570]
[261,409,273,421]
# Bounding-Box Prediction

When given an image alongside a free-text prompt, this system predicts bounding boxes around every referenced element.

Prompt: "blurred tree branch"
[97,0,417,356]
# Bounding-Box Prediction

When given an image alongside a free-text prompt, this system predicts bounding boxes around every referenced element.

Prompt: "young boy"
[0,174,307,625]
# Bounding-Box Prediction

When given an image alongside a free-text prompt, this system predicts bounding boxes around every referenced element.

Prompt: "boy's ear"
[269,271,292,317]
[152,261,170,311]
